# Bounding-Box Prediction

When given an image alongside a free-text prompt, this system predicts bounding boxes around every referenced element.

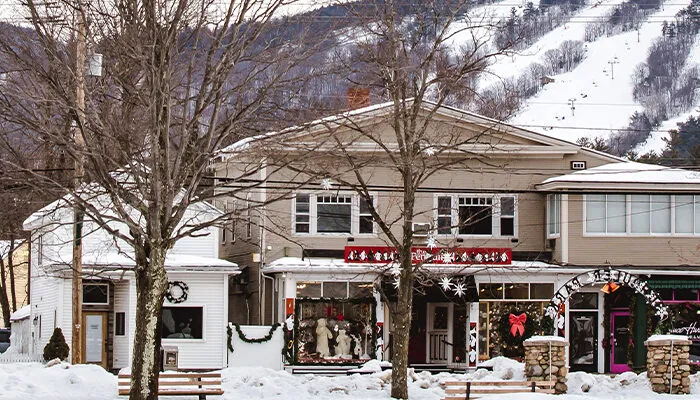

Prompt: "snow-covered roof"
[264,257,562,275]
[538,162,700,191]
[72,253,239,272]
[264,257,700,277]
[9,305,30,322]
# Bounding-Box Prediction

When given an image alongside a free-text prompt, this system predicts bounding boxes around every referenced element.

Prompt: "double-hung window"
[293,193,375,235]
[436,194,517,237]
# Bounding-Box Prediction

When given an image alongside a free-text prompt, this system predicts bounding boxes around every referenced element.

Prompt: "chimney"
[347,87,370,110]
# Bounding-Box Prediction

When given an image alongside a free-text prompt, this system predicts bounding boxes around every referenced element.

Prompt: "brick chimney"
[347,87,370,110]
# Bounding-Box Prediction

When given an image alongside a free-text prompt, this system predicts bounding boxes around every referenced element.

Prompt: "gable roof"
[218,99,622,163]
[538,162,700,192]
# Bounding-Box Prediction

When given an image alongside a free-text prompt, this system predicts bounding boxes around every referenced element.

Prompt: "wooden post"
[71,2,86,365]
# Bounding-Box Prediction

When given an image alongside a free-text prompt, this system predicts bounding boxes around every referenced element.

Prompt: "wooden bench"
[442,380,556,400]
[118,372,223,399]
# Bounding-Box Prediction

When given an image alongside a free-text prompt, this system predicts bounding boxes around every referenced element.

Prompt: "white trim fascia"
[537,181,700,192]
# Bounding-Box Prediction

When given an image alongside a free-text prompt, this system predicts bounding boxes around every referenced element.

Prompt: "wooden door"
[426,303,452,363]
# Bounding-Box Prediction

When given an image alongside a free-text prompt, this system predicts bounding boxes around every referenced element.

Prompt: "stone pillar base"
[645,335,692,395]
[524,336,569,394]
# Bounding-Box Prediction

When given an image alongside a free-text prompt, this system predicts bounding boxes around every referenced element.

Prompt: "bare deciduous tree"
[0,0,321,397]
[256,1,517,397]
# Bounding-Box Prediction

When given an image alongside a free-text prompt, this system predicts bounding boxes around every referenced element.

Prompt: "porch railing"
[429,333,448,361]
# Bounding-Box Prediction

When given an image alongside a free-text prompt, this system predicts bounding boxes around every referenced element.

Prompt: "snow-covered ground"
[512,0,693,144]
[1,358,699,399]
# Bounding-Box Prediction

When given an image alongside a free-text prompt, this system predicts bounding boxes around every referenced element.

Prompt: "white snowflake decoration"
[441,251,455,264]
[393,275,401,288]
[426,234,437,249]
[389,264,402,277]
[321,178,333,190]
[439,276,452,291]
[453,282,466,297]
[423,146,436,156]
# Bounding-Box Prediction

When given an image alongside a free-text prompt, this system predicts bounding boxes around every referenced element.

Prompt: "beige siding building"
[216,100,700,373]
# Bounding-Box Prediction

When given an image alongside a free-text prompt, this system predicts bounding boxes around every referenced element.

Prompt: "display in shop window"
[294,298,376,364]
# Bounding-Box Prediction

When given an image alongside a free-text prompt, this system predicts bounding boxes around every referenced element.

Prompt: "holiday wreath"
[499,310,537,347]
[165,281,189,303]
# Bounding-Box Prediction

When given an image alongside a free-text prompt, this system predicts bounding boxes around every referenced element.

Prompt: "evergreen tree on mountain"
[662,115,700,164]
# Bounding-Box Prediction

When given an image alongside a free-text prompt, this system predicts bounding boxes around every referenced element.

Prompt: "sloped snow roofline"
[538,161,700,189]
[217,99,623,163]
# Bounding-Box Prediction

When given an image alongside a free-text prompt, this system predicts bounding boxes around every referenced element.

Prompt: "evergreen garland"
[227,323,281,353]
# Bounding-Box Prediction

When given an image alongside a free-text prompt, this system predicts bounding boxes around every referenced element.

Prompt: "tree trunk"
[390,258,414,399]
[130,247,168,400]
[0,257,10,327]
[8,244,16,312]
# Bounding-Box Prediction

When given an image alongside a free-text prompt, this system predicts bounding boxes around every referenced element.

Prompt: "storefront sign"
[669,322,700,340]
[344,246,512,265]
[545,269,669,321]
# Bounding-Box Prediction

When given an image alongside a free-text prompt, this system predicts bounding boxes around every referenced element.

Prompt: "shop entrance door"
[426,303,452,363]
[569,311,598,372]
[610,311,632,374]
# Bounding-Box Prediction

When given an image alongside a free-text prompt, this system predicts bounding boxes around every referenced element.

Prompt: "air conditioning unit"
[412,223,431,237]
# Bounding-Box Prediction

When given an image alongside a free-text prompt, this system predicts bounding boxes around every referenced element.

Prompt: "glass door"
[82,312,107,368]
[610,311,632,374]
[569,311,598,372]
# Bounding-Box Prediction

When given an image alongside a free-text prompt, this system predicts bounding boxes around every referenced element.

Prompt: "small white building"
[23,196,238,371]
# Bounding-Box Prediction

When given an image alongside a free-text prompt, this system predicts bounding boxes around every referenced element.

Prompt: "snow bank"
[1,360,699,399]
[0,362,116,400]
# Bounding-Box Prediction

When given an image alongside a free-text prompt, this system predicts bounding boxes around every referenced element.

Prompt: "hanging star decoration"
[393,275,401,288]
[321,178,333,191]
[389,264,402,277]
[439,276,452,291]
[426,234,437,249]
[423,146,436,156]
[453,282,466,297]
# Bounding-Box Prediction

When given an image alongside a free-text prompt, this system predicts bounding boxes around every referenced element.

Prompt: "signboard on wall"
[344,246,512,265]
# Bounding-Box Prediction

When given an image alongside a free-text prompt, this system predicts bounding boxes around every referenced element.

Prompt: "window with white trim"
[293,193,375,235]
[585,194,700,235]
[435,194,517,237]
[547,194,560,237]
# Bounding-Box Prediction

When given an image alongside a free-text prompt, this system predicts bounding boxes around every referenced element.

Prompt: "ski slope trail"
[479,0,628,90]
[511,0,692,143]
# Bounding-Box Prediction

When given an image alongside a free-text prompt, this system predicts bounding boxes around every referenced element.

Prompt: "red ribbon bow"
[509,313,527,337]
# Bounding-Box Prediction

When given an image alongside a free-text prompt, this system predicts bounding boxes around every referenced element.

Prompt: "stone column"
[523,336,569,394]
[645,335,692,395]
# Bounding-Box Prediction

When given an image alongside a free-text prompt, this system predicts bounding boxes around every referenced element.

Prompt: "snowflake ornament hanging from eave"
[389,263,402,277]
[321,178,333,191]
[453,282,466,297]
[423,146,436,157]
[439,276,452,291]
[393,275,401,288]
[426,234,437,249]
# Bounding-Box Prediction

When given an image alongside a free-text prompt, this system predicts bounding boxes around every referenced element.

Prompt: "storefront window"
[295,298,376,364]
[530,283,554,300]
[479,301,547,359]
[505,284,528,299]
[673,289,700,301]
[479,283,503,299]
[570,292,598,309]
[323,282,348,298]
[297,281,322,298]
[349,282,374,298]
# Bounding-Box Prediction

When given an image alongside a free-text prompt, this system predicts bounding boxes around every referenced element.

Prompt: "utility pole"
[71,1,86,366]
[608,57,620,80]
